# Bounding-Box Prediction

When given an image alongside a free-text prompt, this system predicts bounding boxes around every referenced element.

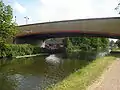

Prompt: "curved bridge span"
[17,17,120,39]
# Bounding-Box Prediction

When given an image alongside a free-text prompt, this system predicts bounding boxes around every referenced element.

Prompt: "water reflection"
[45,54,60,65]
[0,54,92,90]
[8,74,51,90]
[0,73,16,90]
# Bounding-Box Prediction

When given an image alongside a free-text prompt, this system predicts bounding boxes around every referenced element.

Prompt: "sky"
[3,0,120,25]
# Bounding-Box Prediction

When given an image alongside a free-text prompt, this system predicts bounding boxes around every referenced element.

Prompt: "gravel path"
[88,58,120,90]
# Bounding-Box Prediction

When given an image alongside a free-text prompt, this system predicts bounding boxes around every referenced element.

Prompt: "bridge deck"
[17,17,120,38]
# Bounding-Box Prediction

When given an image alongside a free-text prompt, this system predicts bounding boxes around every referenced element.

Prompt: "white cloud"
[5,0,119,25]
[91,0,119,17]
[39,0,94,22]
[13,1,26,14]
[38,0,119,22]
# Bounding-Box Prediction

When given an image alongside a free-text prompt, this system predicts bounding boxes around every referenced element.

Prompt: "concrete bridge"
[15,17,120,45]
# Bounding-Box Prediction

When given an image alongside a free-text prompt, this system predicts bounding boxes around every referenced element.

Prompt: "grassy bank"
[47,56,116,90]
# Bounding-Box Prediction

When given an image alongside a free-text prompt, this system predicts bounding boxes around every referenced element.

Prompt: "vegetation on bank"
[0,1,18,43]
[0,44,41,57]
[66,37,109,52]
[47,56,116,90]
[0,1,42,58]
[0,1,20,58]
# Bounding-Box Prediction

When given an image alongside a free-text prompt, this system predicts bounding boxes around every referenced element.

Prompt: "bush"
[33,46,41,54]
[0,44,41,57]
[66,37,109,52]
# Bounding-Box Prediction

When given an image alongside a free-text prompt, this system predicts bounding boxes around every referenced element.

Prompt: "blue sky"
[3,0,120,25]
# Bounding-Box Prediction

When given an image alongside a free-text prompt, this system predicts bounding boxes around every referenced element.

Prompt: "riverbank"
[0,44,41,58]
[47,56,116,90]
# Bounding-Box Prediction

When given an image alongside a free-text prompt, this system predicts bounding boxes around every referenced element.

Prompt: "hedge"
[0,44,41,57]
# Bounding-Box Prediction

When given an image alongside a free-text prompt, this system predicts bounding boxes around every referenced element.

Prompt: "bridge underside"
[16,30,120,39]
[15,17,120,44]
[15,31,120,45]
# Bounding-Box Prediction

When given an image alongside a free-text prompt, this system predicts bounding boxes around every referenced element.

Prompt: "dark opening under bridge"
[15,17,120,45]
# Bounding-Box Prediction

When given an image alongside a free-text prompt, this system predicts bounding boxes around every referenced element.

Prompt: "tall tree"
[115,2,120,14]
[110,40,114,48]
[0,1,18,43]
[116,39,120,48]
[67,37,109,51]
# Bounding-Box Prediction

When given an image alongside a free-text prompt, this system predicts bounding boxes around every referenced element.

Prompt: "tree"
[0,1,18,43]
[116,39,120,48]
[110,40,114,48]
[100,38,109,49]
[67,37,109,52]
[115,2,120,14]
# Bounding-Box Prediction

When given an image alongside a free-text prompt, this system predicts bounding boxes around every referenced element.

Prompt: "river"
[0,52,106,90]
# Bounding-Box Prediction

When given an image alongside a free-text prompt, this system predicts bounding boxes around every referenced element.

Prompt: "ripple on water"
[8,74,56,90]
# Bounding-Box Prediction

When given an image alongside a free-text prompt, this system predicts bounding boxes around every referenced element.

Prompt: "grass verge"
[47,56,116,90]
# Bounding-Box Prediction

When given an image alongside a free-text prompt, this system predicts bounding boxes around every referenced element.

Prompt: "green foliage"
[67,37,109,52]
[116,39,120,48]
[110,40,114,48]
[0,1,18,43]
[0,44,41,57]
[100,38,109,49]
[66,38,74,52]
[33,46,41,54]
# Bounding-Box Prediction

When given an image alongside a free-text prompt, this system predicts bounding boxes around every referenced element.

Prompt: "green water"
[0,54,91,90]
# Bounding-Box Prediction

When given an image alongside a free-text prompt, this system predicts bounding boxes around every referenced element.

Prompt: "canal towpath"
[88,58,120,90]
